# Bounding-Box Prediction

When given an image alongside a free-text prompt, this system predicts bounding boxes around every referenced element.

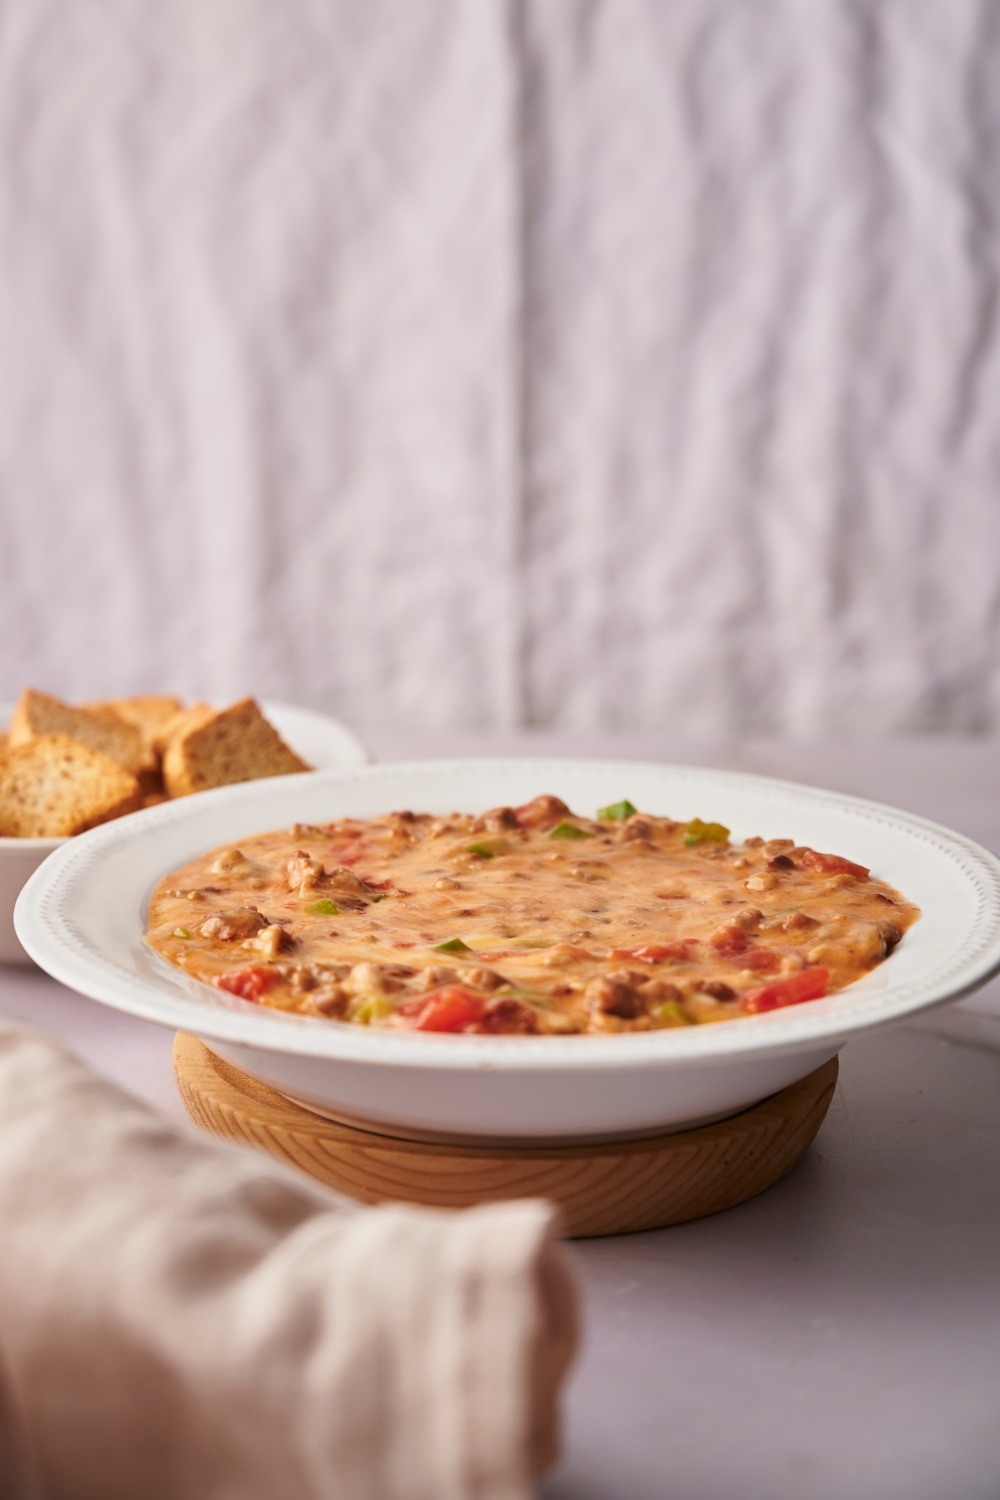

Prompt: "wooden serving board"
[173,1033,838,1238]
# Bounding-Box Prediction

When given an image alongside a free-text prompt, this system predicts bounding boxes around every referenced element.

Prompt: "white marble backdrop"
[0,0,998,735]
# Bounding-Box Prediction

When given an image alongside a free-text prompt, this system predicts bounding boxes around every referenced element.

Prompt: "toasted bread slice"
[162,698,310,797]
[84,696,184,796]
[10,689,153,782]
[0,734,142,837]
[86,695,183,742]
[151,703,214,757]
[0,731,8,757]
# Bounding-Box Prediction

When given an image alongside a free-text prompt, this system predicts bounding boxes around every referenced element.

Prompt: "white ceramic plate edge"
[15,757,1000,1072]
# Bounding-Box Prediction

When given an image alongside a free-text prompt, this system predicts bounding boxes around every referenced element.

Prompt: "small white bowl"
[15,758,1000,1141]
[0,834,64,962]
[0,700,368,965]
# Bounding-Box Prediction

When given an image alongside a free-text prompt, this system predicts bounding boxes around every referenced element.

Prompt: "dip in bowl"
[15,759,1000,1142]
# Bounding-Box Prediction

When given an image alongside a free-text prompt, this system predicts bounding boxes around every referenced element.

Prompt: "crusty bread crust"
[0,735,142,837]
[163,698,310,798]
[10,689,154,782]
[86,695,183,742]
[151,703,214,758]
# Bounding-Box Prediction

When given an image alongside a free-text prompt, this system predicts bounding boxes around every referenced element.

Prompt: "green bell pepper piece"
[348,994,395,1025]
[682,817,730,846]
[467,837,509,858]
[596,799,637,821]
[651,1000,692,1028]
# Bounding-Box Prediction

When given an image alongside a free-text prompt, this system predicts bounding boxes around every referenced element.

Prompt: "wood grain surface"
[173,1033,838,1237]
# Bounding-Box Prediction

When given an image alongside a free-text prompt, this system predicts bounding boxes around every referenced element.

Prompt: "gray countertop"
[3,733,999,1500]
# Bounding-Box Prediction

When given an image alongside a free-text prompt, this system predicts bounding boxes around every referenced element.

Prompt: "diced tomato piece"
[800,849,869,881]
[361,876,394,890]
[327,840,366,866]
[608,941,695,963]
[741,967,829,1014]
[712,927,779,966]
[213,966,278,1003]
[397,986,487,1032]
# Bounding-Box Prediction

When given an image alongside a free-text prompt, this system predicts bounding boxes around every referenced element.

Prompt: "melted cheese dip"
[146,795,919,1034]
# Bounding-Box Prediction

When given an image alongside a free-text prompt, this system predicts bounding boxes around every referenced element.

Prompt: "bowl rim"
[15,757,1000,1072]
[0,834,68,851]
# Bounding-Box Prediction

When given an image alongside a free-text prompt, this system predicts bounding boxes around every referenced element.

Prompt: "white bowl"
[0,701,368,965]
[16,759,1000,1141]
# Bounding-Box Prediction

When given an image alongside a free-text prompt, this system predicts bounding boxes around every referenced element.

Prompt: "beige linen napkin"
[0,1023,578,1500]
[0,1348,32,1499]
